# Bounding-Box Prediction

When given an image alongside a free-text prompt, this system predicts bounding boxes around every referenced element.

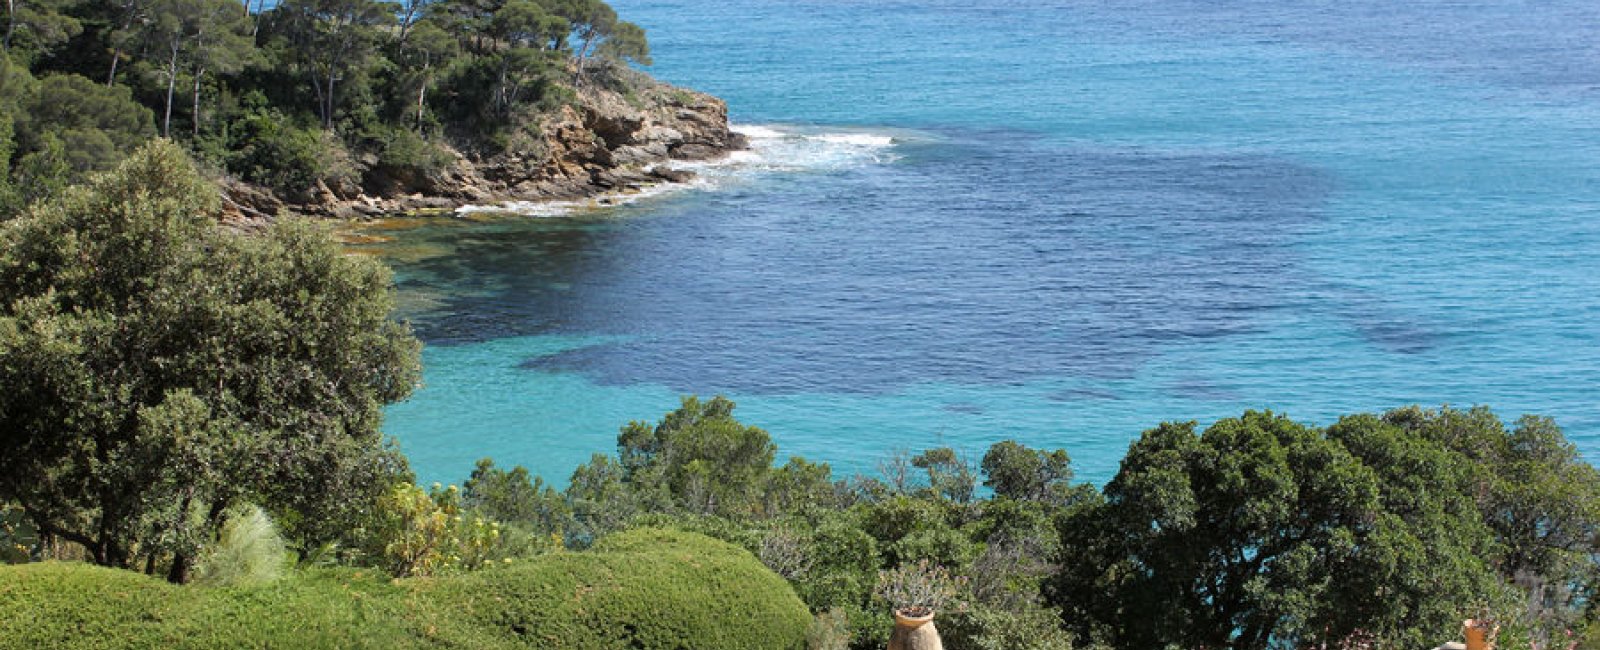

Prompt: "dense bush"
[0,141,420,580]
[0,528,809,650]
[0,562,420,649]
[416,528,811,650]
[226,110,357,196]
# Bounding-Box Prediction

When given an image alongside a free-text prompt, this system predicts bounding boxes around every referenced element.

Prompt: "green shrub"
[1,528,808,649]
[806,608,851,650]
[415,528,810,650]
[226,111,355,195]
[375,127,454,176]
[0,563,420,649]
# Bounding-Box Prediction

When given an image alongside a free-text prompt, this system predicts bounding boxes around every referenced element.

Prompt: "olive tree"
[0,140,420,582]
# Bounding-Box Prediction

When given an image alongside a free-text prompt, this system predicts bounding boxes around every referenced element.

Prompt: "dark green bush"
[226,110,353,195]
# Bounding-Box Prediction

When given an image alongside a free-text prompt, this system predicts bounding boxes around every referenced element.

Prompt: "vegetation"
[0,527,809,649]
[0,141,420,581]
[0,0,653,208]
[416,528,810,650]
[1,123,1598,650]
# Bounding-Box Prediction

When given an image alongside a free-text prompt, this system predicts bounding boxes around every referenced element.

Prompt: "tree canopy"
[1048,407,1600,650]
[0,0,652,211]
[0,140,421,582]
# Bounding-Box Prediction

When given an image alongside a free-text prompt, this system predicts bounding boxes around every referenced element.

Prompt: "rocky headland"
[220,67,746,222]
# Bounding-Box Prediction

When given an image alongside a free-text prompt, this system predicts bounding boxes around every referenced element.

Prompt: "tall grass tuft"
[194,505,287,586]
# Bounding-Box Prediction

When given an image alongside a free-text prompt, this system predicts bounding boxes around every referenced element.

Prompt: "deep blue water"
[365,0,1600,487]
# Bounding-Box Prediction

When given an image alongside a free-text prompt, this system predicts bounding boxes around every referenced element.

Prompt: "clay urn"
[1463,619,1497,650]
[887,609,942,650]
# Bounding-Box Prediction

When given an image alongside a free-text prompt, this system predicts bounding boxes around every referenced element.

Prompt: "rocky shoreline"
[219,70,746,223]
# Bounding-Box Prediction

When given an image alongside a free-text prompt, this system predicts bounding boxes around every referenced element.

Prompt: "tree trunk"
[324,74,337,130]
[191,67,205,138]
[495,58,509,112]
[415,64,429,130]
[107,48,123,85]
[310,68,327,128]
[166,551,192,583]
[3,0,15,51]
[163,42,181,138]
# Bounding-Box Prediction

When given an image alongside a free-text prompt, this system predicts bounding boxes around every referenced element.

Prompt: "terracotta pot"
[888,610,942,650]
[1463,619,1497,650]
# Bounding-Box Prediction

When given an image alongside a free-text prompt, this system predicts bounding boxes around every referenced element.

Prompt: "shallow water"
[363,0,1600,486]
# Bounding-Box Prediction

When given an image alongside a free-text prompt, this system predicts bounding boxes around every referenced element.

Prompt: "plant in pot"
[1463,606,1499,650]
[875,559,967,650]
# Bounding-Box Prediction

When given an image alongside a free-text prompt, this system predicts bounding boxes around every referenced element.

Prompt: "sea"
[358,0,1600,487]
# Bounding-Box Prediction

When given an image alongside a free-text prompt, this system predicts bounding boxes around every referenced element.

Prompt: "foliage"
[1,528,810,649]
[226,108,354,195]
[193,504,287,585]
[941,603,1076,650]
[1,502,40,563]
[415,528,812,650]
[1046,409,1543,649]
[876,558,967,617]
[981,439,1078,506]
[368,481,508,577]
[0,0,654,194]
[610,395,778,516]
[0,141,420,582]
[911,447,977,504]
[0,62,154,209]
[0,562,423,649]
[806,609,851,650]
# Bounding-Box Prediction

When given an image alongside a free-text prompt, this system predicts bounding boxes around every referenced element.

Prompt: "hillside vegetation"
[0,0,692,216]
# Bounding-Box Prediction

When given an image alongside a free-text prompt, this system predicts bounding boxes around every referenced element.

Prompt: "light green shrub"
[806,609,851,650]
[194,505,287,586]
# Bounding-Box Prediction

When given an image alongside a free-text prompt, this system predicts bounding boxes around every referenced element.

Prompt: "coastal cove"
[365,0,1600,487]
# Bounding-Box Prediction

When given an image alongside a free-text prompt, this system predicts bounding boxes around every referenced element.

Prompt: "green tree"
[911,447,976,504]
[10,72,156,175]
[485,0,564,113]
[1382,406,1600,641]
[615,395,777,517]
[1,0,80,61]
[980,440,1075,506]
[395,18,456,129]
[596,19,647,66]
[144,0,256,137]
[566,452,636,543]
[267,0,395,129]
[463,457,571,538]
[1051,411,1507,649]
[0,141,421,582]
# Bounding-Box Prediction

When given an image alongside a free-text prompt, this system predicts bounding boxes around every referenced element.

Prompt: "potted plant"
[875,559,966,650]
[1463,610,1498,650]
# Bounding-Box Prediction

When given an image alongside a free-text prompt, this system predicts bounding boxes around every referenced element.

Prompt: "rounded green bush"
[0,562,421,649]
[414,527,811,650]
[0,528,807,649]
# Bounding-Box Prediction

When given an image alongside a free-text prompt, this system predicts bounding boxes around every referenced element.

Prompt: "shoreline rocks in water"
[219,69,747,223]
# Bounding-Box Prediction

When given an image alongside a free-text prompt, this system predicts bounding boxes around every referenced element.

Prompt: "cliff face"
[221,72,745,221]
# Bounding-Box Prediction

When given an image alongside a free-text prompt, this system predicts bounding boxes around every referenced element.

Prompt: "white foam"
[456,123,903,217]
[730,124,786,139]
[815,133,896,146]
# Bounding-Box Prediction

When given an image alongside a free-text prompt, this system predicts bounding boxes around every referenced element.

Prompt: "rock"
[650,167,697,183]
[223,62,743,220]
[669,143,723,161]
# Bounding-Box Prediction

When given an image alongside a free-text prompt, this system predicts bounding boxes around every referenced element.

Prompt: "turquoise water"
[369,0,1600,486]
